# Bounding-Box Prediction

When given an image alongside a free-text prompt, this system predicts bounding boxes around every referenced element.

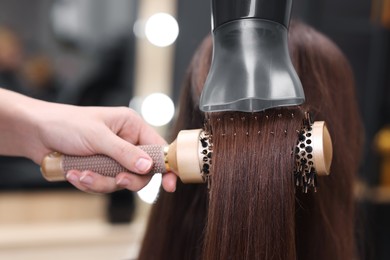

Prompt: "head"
[139,21,363,260]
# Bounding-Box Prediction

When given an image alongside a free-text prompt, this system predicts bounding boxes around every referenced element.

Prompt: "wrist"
[0,88,51,161]
[0,89,34,157]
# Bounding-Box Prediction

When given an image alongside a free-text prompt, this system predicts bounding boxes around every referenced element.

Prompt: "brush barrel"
[41,145,167,181]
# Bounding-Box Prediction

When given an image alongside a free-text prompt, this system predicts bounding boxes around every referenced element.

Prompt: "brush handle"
[41,145,167,181]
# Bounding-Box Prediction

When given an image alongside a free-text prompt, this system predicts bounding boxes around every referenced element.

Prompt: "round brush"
[41,129,211,184]
[41,119,332,190]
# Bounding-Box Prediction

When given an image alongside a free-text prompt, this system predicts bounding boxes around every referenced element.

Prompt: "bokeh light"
[141,93,175,127]
[137,173,162,204]
[144,13,179,47]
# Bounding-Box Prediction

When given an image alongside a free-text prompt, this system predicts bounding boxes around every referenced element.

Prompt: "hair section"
[202,110,303,259]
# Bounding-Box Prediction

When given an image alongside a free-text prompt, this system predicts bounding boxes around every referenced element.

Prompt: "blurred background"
[0,0,388,259]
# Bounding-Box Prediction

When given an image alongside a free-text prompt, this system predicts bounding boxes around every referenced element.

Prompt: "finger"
[162,172,177,192]
[136,120,167,145]
[96,129,154,175]
[115,172,153,191]
[66,171,88,192]
[122,109,166,146]
[66,170,120,194]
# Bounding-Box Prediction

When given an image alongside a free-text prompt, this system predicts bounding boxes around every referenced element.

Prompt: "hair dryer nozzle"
[200,0,304,112]
[200,19,304,112]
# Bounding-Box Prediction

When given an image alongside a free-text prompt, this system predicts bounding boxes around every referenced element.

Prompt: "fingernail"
[66,172,78,182]
[80,174,94,185]
[117,177,130,187]
[135,158,152,173]
[169,179,176,193]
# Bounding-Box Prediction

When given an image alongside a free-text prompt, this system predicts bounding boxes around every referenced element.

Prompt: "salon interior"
[0,0,389,259]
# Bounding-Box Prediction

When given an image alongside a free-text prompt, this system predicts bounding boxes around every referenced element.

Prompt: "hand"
[33,104,178,193]
[0,89,177,193]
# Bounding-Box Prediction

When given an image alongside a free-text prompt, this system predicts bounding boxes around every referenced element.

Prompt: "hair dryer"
[200,0,304,112]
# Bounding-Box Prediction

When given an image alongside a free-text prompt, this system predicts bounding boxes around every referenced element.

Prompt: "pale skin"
[0,88,177,193]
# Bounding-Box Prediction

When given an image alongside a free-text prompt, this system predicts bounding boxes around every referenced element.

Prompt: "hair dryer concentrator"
[200,0,304,112]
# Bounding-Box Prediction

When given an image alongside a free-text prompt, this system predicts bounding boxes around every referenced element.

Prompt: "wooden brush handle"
[41,145,167,181]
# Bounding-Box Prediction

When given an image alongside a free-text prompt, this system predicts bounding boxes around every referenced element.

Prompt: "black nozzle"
[200,0,304,112]
[212,0,292,30]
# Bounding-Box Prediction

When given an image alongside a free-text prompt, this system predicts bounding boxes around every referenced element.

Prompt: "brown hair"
[138,21,363,260]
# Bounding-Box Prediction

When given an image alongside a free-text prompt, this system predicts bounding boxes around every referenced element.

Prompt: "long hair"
[138,21,363,260]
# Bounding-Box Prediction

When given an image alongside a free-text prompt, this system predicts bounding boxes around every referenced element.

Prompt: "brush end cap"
[176,129,204,183]
[40,152,66,181]
[312,121,333,176]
